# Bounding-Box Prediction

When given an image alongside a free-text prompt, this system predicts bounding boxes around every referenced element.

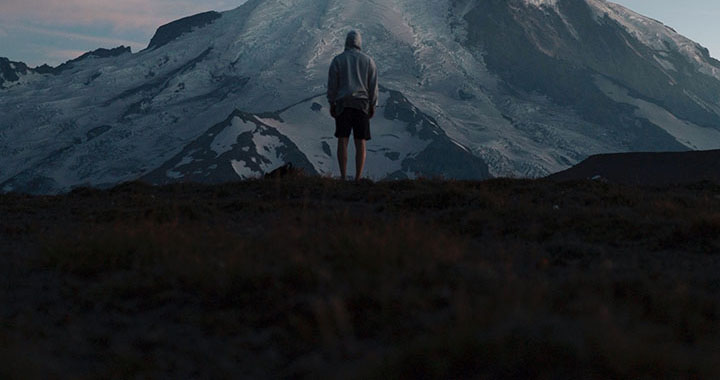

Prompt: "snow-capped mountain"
[2,0,720,193]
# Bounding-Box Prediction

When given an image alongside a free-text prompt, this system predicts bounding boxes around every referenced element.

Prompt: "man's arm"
[367,58,379,119]
[327,58,338,118]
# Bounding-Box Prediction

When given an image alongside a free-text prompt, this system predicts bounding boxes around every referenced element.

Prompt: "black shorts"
[335,108,371,140]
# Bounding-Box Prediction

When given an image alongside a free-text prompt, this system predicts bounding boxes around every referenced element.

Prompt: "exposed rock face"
[147,11,222,50]
[380,89,491,180]
[0,58,30,87]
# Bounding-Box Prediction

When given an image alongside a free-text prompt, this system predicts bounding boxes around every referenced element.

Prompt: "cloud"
[11,23,145,49]
[0,0,242,33]
[42,47,88,61]
[0,26,7,37]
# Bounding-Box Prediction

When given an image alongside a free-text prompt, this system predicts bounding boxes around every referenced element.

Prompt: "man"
[327,30,379,181]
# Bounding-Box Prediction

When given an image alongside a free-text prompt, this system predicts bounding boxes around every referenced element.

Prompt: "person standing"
[327,30,379,181]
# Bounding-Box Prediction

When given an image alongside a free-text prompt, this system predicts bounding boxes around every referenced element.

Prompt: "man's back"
[327,31,378,116]
[327,30,378,181]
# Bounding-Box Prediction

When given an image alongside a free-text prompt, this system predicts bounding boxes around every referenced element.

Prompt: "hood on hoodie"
[345,30,362,50]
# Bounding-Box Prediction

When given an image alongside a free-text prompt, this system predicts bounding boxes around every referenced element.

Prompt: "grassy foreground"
[1,177,719,378]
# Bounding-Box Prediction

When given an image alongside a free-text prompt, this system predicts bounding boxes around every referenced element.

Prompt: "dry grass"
[1,177,720,378]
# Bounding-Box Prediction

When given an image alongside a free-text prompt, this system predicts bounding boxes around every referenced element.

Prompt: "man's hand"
[330,104,337,119]
[368,106,375,119]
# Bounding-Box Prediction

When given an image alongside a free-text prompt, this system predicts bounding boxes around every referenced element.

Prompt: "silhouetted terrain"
[549,149,720,185]
[1,177,719,378]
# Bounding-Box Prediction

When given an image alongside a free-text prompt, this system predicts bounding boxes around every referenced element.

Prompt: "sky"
[0,0,719,67]
[0,0,245,66]
[616,0,720,58]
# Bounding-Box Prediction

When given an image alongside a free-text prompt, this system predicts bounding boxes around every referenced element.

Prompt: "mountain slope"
[2,0,720,193]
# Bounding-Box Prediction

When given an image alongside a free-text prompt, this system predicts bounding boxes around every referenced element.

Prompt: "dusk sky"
[0,0,718,67]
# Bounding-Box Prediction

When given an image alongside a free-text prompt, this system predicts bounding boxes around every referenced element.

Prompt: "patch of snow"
[523,0,558,7]
[252,132,285,171]
[230,159,256,178]
[165,169,185,179]
[654,55,676,72]
[596,76,720,150]
[211,117,256,156]
[174,155,194,169]
[450,139,470,152]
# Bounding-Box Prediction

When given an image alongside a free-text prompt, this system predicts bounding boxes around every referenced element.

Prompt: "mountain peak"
[78,46,132,60]
[147,11,222,50]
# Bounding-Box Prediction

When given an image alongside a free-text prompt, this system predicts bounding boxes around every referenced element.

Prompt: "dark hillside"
[548,149,720,185]
[1,177,719,378]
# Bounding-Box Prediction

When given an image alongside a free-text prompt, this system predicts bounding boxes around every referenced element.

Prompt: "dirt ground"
[1,177,719,378]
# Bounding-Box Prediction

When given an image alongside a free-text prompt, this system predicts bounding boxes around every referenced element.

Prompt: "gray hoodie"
[327,30,379,115]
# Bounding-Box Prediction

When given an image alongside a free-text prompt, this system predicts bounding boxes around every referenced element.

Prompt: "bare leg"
[354,138,366,181]
[337,137,349,180]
